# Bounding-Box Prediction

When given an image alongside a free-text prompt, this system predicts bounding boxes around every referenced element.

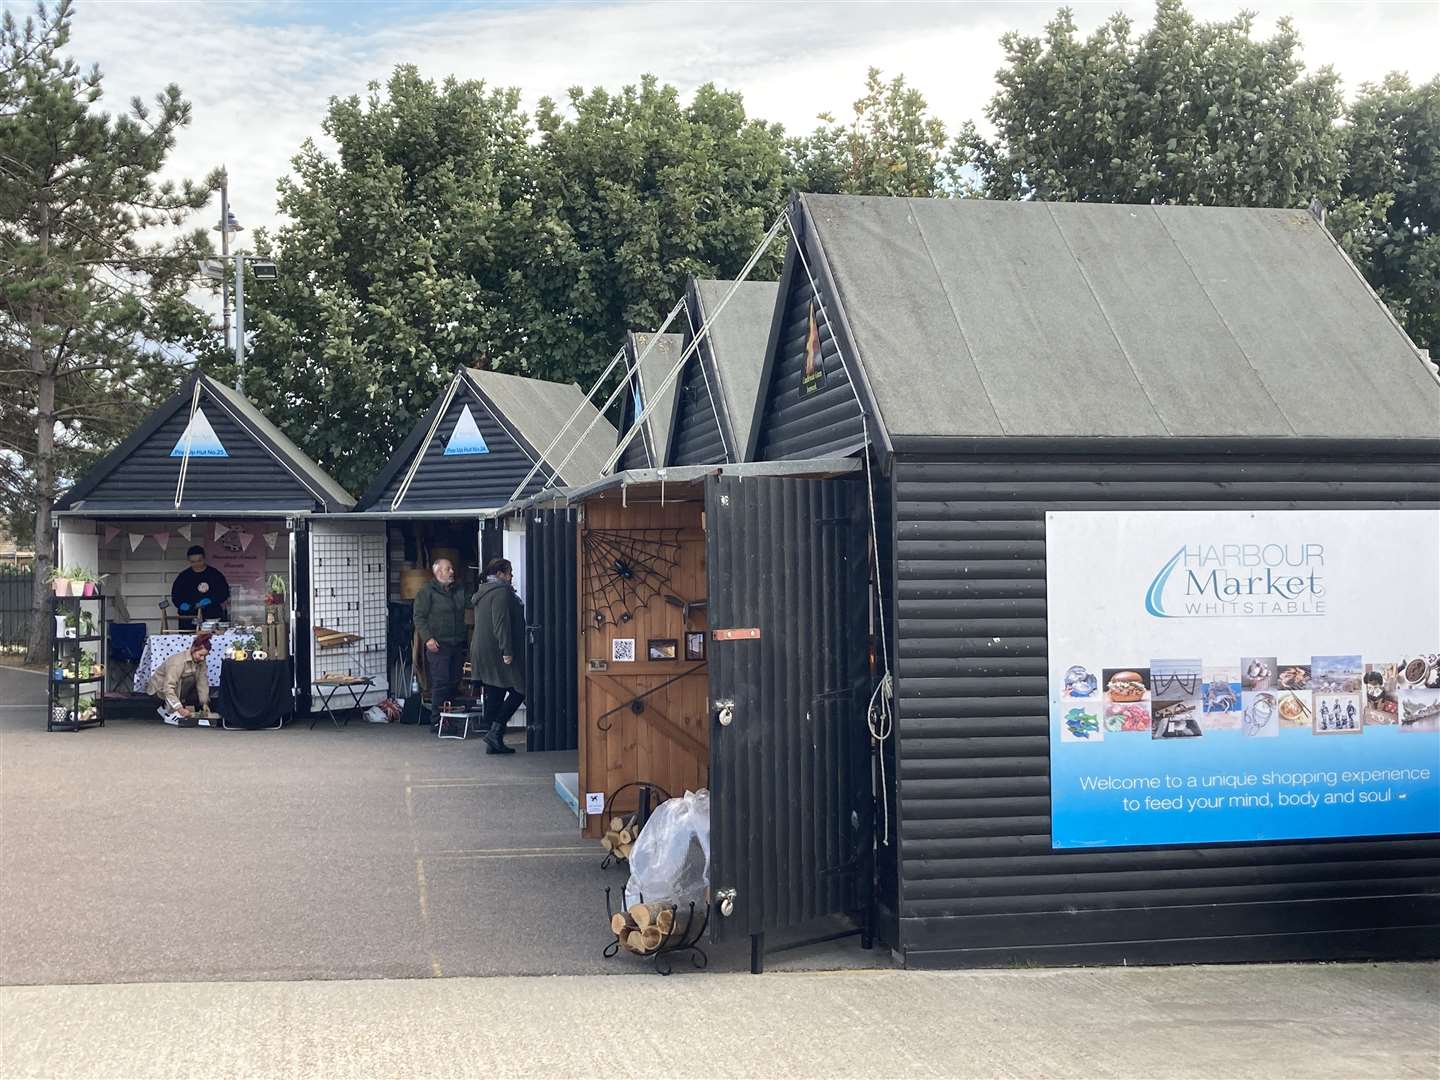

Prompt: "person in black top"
[171,545,230,629]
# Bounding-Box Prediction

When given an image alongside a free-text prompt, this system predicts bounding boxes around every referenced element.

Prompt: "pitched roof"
[623,332,683,466]
[465,367,616,486]
[55,372,354,513]
[691,279,779,457]
[801,194,1440,440]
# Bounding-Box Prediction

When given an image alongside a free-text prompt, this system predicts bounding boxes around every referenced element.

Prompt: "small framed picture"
[685,632,706,661]
[647,638,678,662]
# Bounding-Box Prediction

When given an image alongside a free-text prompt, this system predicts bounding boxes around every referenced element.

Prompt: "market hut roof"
[355,367,617,513]
[688,278,780,458]
[55,372,354,514]
[617,332,684,469]
[792,194,1440,443]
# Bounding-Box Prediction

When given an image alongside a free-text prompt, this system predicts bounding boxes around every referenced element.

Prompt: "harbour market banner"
[1046,509,1440,849]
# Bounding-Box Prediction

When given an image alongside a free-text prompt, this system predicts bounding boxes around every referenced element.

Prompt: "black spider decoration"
[583,528,681,629]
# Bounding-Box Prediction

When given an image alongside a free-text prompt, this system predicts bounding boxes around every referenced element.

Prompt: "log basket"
[603,885,709,976]
[598,780,671,870]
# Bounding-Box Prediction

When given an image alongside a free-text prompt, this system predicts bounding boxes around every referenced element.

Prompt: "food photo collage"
[1057,653,1440,742]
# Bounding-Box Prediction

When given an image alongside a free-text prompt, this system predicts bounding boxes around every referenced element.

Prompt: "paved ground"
[0,666,874,985]
[3,963,1437,1079]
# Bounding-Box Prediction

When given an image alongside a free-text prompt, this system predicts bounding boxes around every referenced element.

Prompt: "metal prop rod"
[391,371,464,511]
[534,295,690,497]
[600,210,789,477]
[173,376,204,509]
[508,345,629,504]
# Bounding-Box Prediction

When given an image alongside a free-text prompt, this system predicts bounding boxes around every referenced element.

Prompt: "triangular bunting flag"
[177,524,192,541]
[103,525,120,545]
[263,532,278,551]
[238,531,254,552]
[169,407,228,458]
[152,531,170,551]
[443,404,490,456]
[129,533,144,552]
[214,522,228,541]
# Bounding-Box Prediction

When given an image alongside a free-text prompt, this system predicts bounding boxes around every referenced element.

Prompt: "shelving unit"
[48,595,107,732]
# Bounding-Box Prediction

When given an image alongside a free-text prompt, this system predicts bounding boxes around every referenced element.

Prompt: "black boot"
[484,720,515,754]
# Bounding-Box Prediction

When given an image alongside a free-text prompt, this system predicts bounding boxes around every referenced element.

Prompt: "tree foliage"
[0,0,215,660]
[790,68,957,197]
[1329,75,1440,355]
[958,0,1345,207]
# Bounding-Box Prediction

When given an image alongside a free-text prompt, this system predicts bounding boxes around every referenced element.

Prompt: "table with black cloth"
[217,659,292,730]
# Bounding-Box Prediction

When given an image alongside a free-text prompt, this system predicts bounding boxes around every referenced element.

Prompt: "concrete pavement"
[3,963,1437,1078]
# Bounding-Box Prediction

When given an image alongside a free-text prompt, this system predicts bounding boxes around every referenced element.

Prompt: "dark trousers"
[482,684,525,730]
[425,641,466,713]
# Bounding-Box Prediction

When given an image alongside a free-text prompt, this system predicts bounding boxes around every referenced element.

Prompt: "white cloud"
[49,0,1440,244]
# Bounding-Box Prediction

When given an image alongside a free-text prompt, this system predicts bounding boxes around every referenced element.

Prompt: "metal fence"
[1,570,35,650]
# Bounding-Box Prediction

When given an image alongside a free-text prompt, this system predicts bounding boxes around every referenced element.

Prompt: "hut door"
[705,473,872,947]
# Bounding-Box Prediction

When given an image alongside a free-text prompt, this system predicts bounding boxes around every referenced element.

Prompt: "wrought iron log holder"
[603,885,710,976]
[599,780,670,870]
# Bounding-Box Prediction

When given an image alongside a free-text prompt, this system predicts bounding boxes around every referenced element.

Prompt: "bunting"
[102,525,120,545]
[152,532,170,551]
[263,532,278,551]
[238,531,254,552]
[129,533,144,552]
[177,524,192,541]
[213,522,228,541]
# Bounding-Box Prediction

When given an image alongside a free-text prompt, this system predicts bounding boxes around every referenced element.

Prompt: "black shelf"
[48,594,107,733]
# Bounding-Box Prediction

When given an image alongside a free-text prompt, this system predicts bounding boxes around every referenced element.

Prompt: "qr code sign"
[611,638,636,662]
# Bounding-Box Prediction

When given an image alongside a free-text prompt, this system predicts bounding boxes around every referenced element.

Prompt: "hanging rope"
[784,210,895,847]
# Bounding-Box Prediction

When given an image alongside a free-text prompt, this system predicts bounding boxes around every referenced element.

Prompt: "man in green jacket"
[413,558,468,716]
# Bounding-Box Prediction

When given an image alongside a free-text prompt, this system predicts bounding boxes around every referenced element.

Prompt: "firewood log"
[640,927,663,952]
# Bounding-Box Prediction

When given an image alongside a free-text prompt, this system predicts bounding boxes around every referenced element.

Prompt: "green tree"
[239,67,564,493]
[789,68,957,197]
[958,0,1344,207]
[532,77,792,395]
[1329,75,1440,356]
[0,0,215,663]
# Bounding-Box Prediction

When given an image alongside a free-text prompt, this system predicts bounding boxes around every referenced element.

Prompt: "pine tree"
[0,0,217,662]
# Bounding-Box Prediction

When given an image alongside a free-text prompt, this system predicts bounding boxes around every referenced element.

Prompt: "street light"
[211,175,243,349]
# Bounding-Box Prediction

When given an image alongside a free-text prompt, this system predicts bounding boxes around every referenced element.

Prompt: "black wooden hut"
[666,279,779,467]
[53,371,354,708]
[615,332,683,472]
[742,193,1440,967]
[354,366,615,745]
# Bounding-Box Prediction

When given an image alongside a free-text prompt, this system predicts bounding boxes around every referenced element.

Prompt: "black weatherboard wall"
[667,278,780,467]
[523,506,579,753]
[748,192,1440,967]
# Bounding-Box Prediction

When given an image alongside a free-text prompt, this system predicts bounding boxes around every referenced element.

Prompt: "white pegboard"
[310,522,388,704]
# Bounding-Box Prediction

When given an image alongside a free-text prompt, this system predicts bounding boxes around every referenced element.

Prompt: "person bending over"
[147,633,213,718]
[470,558,526,755]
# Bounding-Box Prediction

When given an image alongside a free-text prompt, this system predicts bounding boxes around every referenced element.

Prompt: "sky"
[26,0,1440,240]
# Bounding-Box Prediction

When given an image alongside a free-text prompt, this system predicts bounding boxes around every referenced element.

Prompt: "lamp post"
[211,171,243,350]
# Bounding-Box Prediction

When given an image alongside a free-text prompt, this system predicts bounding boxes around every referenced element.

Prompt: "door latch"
[715,700,735,727]
[715,887,737,917]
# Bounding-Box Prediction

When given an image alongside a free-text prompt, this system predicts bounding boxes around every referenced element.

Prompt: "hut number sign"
[1045,509,1440,849]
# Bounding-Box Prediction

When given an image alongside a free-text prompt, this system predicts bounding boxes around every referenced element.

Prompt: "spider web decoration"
[582,528,682,628]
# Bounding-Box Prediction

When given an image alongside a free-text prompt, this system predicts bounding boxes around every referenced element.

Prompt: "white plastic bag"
[624,789,711,910]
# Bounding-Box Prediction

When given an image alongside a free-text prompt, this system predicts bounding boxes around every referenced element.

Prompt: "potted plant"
[266,574,287,607]
[47,566,72,597]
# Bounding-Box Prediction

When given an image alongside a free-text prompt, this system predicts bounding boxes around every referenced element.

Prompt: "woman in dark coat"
[470,557,526,754]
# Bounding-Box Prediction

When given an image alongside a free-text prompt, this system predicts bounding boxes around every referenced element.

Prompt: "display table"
[218,659,292,730]
[133,630,251,691]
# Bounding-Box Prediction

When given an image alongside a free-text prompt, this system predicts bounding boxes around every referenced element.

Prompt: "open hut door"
[525,508,579,752]
[705,473,872,954]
